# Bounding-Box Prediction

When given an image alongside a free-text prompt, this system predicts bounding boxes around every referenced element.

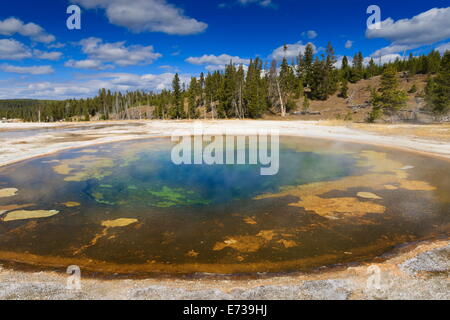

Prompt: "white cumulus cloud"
[65,59,112,70]
[33,50,63,61]
[0,64,54,75]
[0,39,32,60]
[237,0,274,7]
[0,72,191,100]
[367,7,450,56]
[301,30,317,39]
[186,54,250,66]
[270,42,316,60]
[71,0,207,35]
[0,17,55,43]
[436,42,450,53]
[66,37,162,70]
[334,54,404,69]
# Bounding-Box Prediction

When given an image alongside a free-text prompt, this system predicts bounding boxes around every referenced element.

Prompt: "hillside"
[264,74,430,122]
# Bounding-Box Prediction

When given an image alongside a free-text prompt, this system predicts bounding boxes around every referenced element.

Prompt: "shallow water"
[0,137,449,276]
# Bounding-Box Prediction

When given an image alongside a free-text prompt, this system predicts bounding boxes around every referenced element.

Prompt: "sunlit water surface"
[0,137,448,276]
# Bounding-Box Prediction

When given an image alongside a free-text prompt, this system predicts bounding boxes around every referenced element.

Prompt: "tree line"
[0,44,448,122]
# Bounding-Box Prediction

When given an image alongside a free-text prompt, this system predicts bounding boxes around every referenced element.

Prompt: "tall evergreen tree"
[426,51,450,115]
[369,65,408,121]
[187,77,199,119]
[339,78,349,99]
[170,73,185,119]
[341,56,351,81]
[298,43,315,88]
[350,52,364,83]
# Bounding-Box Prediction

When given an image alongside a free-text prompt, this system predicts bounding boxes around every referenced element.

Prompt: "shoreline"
[0,120,449,299]
[1,120,450,169]
[0,238,448,300]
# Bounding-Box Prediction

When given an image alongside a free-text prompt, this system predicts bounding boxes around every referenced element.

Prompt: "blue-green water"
[0,137,448,276]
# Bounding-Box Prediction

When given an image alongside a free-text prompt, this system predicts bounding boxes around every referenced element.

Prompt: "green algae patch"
[88,184,210,208]
[0,188,18,198]
[2,210,59,222]
[147,186,210,207]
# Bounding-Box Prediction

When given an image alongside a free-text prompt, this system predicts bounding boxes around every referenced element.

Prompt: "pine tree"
[350,52,364,83]
[426,50,442,74]
[170,73,185,119]
[367,58,378,78]
[294,77,304,99]
[341,56,351,81]
[219,62,237,118]
[245,58,265,118]
[280,54,296,98]
[187,77,199,119]
[235,65,245,119]
[309,45,338,101]
[302,96,310,113]
[83,106,90,121]
[408,53,417,76]
[339,78,349,98]
[369,65,408,121]
[426,51,450,115]
[408,84,417,94]
[298,43,314,88]
[324,42,339,96]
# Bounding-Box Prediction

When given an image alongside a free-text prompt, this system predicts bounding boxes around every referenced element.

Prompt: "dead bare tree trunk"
[276,79,286,117]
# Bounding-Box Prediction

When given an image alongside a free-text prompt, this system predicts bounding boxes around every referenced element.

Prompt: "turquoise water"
[0,137,448,276]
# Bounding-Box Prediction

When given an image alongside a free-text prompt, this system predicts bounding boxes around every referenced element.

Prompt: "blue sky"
[0,0,449,99]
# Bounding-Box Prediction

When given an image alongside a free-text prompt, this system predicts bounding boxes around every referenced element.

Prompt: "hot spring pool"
[0,137,449,276]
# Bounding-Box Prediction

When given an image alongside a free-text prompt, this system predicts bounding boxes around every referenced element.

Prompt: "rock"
[357,192,382,200]
[399,245,450,276]
[0,282,89,300]
[231,285,302,300]
[101,218,138,228]
[299,279,352,300]
[2,210,59,222]
[130,286,231,300]
[63,202,81,207]
[0,188,18,198]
